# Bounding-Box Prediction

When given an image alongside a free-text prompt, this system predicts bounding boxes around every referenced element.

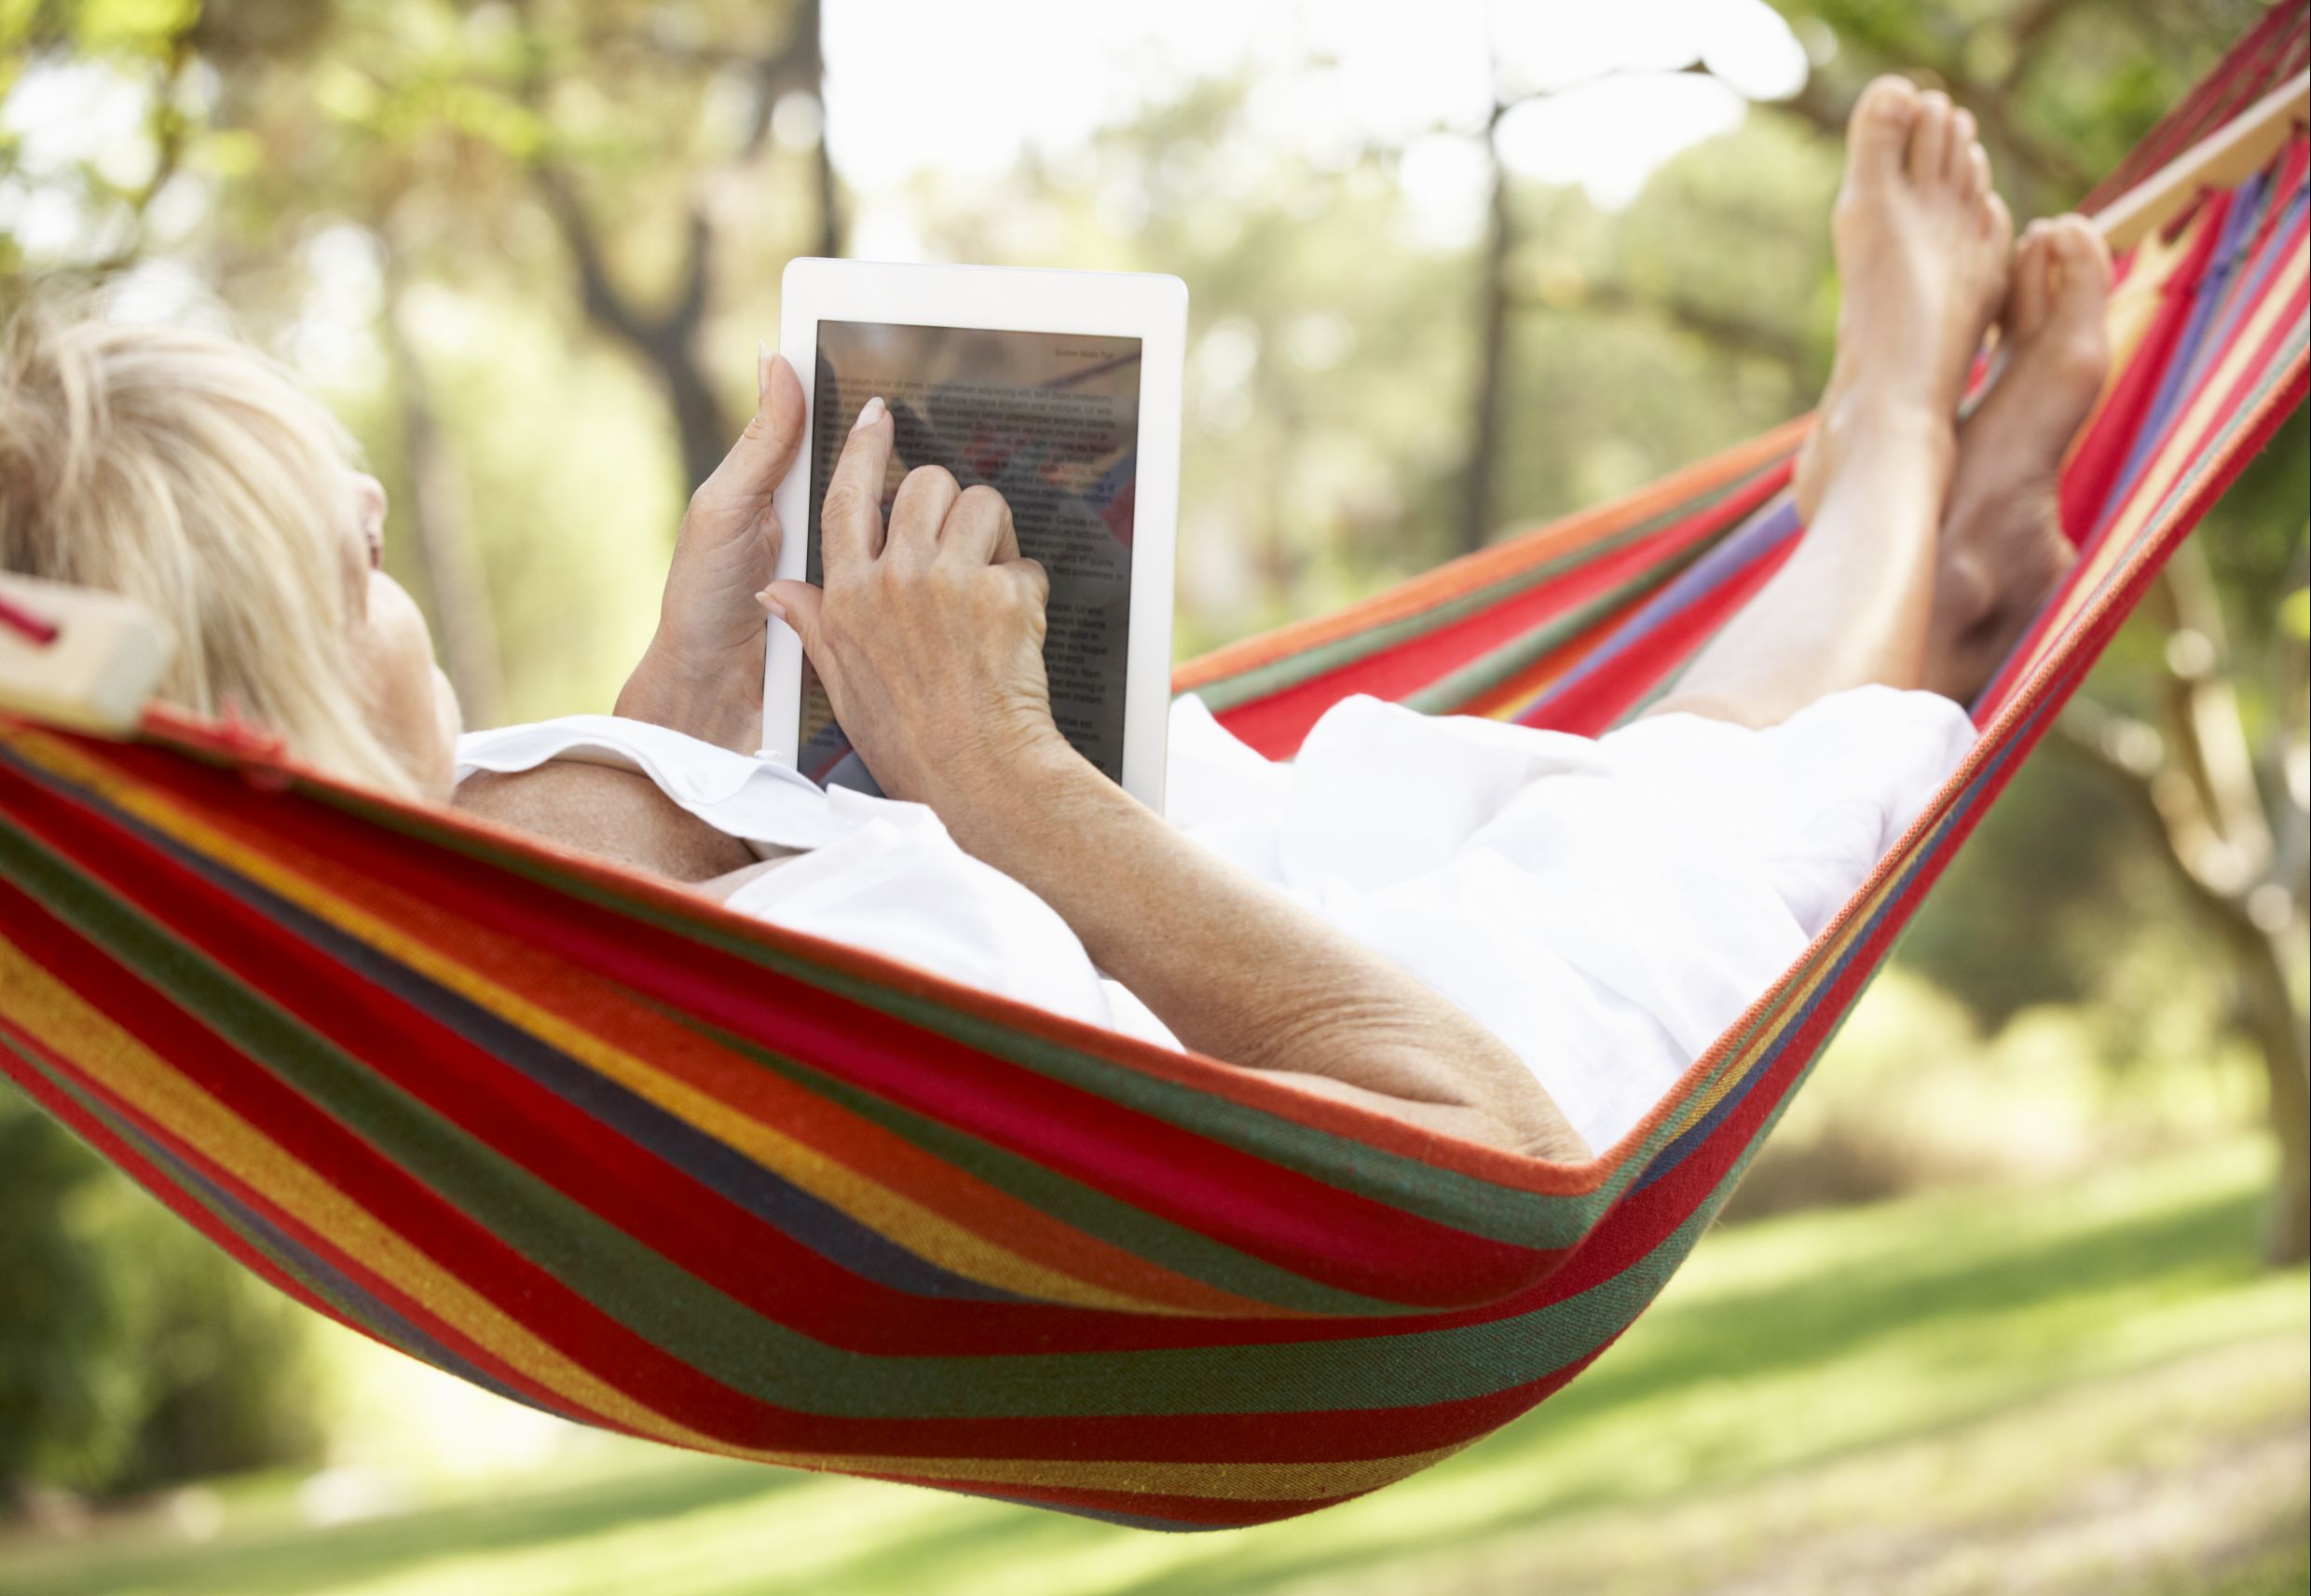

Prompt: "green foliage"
[0,1087,140,1492]
[0,1091,321,1498]
[2281,584,2309,641]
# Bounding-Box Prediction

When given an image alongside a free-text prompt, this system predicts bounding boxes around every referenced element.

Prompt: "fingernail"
[757,588,786,621]
[758,340,772,405]
[852,395,886,433]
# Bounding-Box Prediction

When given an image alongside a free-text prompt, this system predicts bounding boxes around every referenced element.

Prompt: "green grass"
[2,1140,2304,1596]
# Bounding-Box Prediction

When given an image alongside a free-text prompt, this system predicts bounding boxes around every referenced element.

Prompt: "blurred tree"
[2059,528,2311,1263]
[0,1088,321,1502]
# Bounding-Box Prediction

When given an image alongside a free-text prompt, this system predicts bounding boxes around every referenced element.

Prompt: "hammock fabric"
[2,24,2307,1532]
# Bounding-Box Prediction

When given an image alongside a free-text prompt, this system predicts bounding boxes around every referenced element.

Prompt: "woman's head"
[0,299,458,796]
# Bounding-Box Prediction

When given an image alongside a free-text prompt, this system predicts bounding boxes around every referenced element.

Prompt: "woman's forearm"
[766,404,1589,1161]
[937,745,1591,1161]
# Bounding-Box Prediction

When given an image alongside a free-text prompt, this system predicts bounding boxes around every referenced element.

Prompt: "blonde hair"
[0,298,419,795]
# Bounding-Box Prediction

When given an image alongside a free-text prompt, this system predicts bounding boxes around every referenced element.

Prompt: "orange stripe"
[1173,417,1812,691]
[5,726,1282,1316]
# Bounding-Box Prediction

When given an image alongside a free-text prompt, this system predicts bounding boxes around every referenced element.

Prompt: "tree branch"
[1537,280,1814,372]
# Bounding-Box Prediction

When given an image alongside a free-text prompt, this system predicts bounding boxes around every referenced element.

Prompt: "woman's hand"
[616,345,805,751]
[762,396,1071,811]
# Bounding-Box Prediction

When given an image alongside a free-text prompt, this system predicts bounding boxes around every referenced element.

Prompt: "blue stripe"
[0,744,1031,1305]
[2099,180,2252,524]
[1522,494,1802,724]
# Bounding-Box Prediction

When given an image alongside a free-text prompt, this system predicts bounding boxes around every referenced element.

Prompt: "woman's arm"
[764,400,1589,1161]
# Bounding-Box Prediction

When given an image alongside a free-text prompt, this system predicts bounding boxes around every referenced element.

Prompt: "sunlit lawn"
[3,1139,2304,1596]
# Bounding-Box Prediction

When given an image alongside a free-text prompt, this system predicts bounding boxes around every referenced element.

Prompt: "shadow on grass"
[1561,1171,2268,1417]
[1097,1173,2282,1596]
[0,1166,2288,1596]
[0,1455,807,1596]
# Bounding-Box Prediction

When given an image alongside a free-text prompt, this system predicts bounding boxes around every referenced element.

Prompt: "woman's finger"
[759,580,824,652]
[885,464,960,569]
[937,484,1019,566]
[819,398,894,573]
[688,350,806,520]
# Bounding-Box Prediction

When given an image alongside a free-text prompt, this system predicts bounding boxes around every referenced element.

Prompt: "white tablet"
[764,258,1186,811]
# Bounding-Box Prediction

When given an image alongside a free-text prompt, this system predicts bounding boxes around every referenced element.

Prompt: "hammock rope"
[1,13,2306,1531]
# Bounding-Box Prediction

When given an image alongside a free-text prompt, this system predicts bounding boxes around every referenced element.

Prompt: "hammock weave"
[2,19,2306,1531]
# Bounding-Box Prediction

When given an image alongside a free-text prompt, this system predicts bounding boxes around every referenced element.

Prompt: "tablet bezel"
[764,257,1185,812]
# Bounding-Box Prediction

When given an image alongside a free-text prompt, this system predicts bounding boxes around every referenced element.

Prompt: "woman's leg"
[1925,216,2111,701]
[1649,78,2011,729]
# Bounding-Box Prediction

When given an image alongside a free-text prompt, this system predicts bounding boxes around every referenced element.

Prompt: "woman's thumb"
[759,580,822,647]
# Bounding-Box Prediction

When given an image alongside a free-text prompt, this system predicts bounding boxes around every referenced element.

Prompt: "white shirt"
[457,688,1973,1153]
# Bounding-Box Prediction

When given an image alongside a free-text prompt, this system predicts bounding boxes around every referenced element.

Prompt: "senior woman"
[464,79,2112,1164]
[5,79,2109,1166]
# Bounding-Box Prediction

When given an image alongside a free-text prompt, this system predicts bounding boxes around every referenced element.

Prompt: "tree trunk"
[2065,539,2308,1269]
[656,323,734,498]
[2222,907,2311,1264]
[386,280,504,728]
[808,0,841,258]
[1456,107,1512,557]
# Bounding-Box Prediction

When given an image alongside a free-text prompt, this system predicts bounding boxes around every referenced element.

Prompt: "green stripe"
[313,799,1730,1249]
[1,812,1505,1413]
[84,730,1625,1257]
[0,1033,442,1365]
[1182,462,1783,714]
[0,806,1787,1419]
[672,1008,1420,1317]
[1400,532,1722,715]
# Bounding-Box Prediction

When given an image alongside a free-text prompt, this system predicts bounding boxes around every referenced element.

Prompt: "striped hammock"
[2,14,2306,1532]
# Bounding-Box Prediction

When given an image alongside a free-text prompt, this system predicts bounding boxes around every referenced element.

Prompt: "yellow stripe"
[7,933,1467,1503]
[2,727,1200,1315]
[0,931,729,1452]
[778,1439,1472,1501]
[2019,248,2305,680]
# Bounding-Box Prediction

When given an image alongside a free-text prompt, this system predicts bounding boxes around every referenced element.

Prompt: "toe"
[1947,107,1979,184]
[1848,76,1919,180]
[1908,90,1953,184]
[1983,191,2014,261]
[1965,143,1990,202]
[2045,215,2114,309]
[2043,216,2114,382]
[2009,224,2054,338]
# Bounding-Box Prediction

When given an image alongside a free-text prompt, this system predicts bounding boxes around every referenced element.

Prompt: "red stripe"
[55,740,1566,1312]
[2061,196,2231,542]
[0,591,62,647]
[1525,524,1797,737]
[5,751,1587,1356]
[0,909,650,1439]
[1,892,1609,1470]
[0,1023,374,1344]
[0,848,1720,1469]
[1988,226,2306,713]
[0,869,826,1440]
[0,1030,661,1442]
[1212,462,1787,758]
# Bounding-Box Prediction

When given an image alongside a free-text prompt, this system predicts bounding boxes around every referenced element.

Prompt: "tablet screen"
[800,321,1142,790]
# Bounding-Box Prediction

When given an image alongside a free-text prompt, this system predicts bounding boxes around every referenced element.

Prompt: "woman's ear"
[351,473,389,563]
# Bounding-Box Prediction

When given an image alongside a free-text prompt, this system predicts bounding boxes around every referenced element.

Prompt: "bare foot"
[1926,215,2111,700]
[1793,79,2014,525]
